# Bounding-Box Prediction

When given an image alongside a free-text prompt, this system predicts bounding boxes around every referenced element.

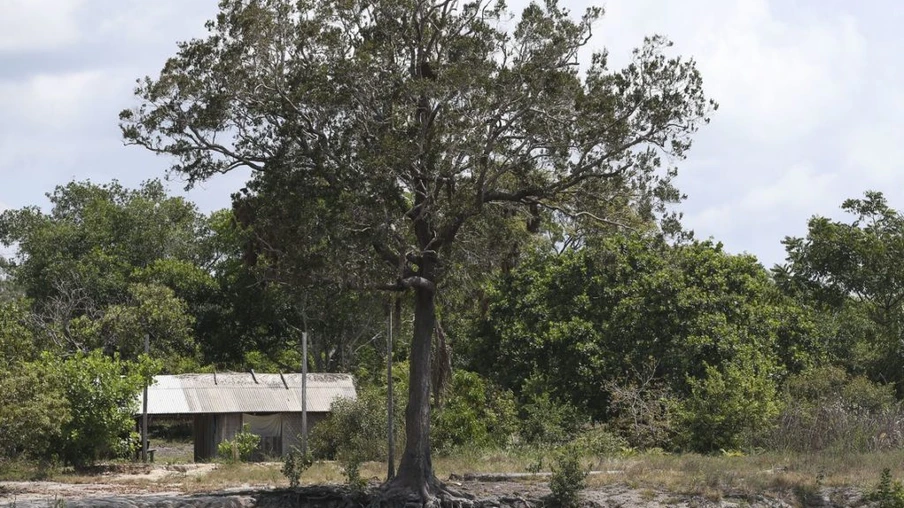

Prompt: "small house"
[138,372,356,461]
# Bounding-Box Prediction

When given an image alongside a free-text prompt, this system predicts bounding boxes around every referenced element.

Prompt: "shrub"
[309,385,403,462]
[218,424,260,462]
[677,357,781,453]
[518,376,584,446]
[281,447,313,488]
[341,455,367,491]
[548,445,588,508]
[432,370,517,452]
[0,361,70,461]
[44,350,152,466]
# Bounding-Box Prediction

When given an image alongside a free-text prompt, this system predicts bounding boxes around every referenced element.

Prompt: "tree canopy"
[469,237,820,419]
[778,191,904,389]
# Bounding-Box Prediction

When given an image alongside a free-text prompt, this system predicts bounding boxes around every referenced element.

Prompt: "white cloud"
[689,163,838,234]
[596,0,866,143]
[93,1,216,45]
[683,161,845,266]
[0,0,85,52]
[0,70,119,130]
[841,83,904,190]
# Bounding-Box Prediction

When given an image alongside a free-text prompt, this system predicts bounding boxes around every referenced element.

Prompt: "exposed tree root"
[370,474,475,508]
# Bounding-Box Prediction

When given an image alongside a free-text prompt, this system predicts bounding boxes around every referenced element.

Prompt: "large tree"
[778,191,904,388]
[121,0,713,500]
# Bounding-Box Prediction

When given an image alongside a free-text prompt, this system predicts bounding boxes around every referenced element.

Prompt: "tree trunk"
[388,281,438,501]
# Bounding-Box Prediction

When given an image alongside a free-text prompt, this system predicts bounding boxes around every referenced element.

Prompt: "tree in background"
[778,191,904,390]
[0,180,207,309]
[0,181,208,359]
[122,0,712,497]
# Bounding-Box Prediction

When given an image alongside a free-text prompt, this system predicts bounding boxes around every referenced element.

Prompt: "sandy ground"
[0,464,217,505]
[0,464,870,507]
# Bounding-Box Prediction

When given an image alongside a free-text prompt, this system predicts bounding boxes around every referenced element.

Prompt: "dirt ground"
[0,463,871,507]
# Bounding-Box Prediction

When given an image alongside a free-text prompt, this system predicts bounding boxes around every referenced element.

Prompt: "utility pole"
[387,299,395,479]
[141,333,149,463]
[301,331,308,456]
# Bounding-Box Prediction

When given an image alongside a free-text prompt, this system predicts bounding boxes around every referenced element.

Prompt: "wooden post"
[387,299,395,479]
[301,331,308,456]
[141,333,149,463]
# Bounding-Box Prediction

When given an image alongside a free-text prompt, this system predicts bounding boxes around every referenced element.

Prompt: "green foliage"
[432,370,517,453]
[0,360,70,461]
[0,180,207,310]
[677,354,782,453]
[518,385,583,446]
[309,386,403,462]
[341,455,367,491]
[0,301,156,465]
[870,469,904,508]
[787,365,896,413]
[217,424,260,463]
[779,192,904,390]
[0,299,37,369]
[281,448,313,488]
[548,445,588,508]
[23,350,153,466]
[54,351,151,465]
[472,236,801,426]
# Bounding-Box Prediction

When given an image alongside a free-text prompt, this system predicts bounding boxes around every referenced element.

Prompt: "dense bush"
[517,375,585,446]
[42,350,151,466]
[1,307,154,467]
[470,238,816,424]
[309,384,403,462]
[432,370,517,452]
[677,354,781,453]
[0,362,70,461]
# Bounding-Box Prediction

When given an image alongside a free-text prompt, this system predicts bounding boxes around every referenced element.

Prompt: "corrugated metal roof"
[138,372,356,415]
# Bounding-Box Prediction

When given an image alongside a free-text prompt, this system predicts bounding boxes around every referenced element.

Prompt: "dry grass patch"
[434,448,542,476]
[581,449,904,503]
[5,448,902,502]
[180,462,287,492]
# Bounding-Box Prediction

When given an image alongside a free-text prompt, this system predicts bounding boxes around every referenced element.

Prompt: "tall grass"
[763,402,904,454]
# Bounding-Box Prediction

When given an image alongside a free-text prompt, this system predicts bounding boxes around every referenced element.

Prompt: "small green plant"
[548,445,588,508]
[340,455,367,491]
[217,424,260,462]
[526,456,543,474]
[869,469,904,508]
[281,447,313,488]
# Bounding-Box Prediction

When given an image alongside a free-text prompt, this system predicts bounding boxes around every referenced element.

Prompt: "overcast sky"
[1,0,900,267]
